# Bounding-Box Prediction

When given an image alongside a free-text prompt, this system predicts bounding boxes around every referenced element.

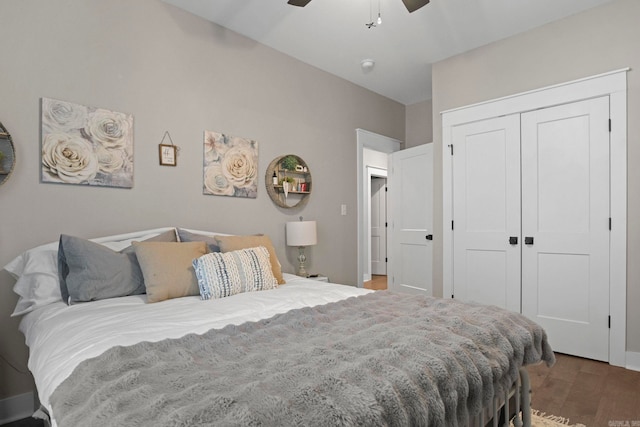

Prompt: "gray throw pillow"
[177,229,221,253]
[58,229,177,304]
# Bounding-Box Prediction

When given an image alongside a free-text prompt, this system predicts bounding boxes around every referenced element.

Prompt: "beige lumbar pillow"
[133,241,208,303]
[214,234,285,284]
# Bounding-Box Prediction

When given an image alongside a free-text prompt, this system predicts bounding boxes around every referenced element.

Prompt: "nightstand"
[307,275,329,283]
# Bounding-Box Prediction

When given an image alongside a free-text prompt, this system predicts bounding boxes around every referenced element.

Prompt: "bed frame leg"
[481,367,532,427]
[512,367,532,427]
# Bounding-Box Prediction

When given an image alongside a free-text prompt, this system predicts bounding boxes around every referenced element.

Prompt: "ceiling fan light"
[377,13,382,25]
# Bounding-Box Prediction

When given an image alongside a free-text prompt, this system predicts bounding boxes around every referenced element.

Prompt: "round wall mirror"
[0,122,16,186]
[265,155,312,209]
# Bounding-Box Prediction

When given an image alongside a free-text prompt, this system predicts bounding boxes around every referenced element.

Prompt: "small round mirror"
[0,122,16,186]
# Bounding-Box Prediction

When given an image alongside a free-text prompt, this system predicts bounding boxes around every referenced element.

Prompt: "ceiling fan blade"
[287,0,312,7]
[401,0,430,13]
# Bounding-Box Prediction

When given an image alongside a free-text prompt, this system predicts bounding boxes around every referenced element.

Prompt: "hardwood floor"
[363,274,387,290]
[527,353,640,426]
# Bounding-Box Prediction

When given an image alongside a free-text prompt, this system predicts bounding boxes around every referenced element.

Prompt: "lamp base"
[297,246,308,277]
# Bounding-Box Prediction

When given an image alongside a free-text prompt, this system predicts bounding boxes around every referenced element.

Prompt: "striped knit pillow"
[193,246,278,300]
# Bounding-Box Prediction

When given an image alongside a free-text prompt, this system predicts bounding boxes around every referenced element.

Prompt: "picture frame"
[40,97,134,188]
[159,144,177,166]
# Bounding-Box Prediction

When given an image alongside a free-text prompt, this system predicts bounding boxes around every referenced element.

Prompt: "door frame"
[442,69,628,367]
[356,129,401,288]
[368,168,388,277]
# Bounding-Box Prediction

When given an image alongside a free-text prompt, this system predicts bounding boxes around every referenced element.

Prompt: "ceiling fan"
[287,0,430,13]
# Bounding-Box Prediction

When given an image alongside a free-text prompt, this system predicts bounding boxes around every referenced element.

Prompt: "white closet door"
[371,177,387,275]
[388,144,433,295]
[452,115,521,311]
[521,96,610,362]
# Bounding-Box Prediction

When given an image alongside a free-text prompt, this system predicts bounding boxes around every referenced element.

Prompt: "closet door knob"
[524,236,534,245]
[426,234,433,241]
[509,236,518,245]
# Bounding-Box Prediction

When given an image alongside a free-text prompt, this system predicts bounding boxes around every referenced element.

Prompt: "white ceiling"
[163,0,614,105]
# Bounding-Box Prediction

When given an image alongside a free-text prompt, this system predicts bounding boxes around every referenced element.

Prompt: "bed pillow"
[108,228,178,252]
[193,246,278,300]
[58,229,178,304]
[4,241,61,316]
[58,235,146,304]
[133,241,208,303]
[4,228,177,316]
[214,234,285,284]
[177,228,221,253]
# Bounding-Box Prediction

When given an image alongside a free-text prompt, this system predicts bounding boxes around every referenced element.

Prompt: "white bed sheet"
[19,273,371,424]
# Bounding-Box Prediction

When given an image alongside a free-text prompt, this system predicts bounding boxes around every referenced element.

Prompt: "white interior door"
[451,115,521,312]
[371,177,387,275]
[521,97,610,362]
[388,144,433,295]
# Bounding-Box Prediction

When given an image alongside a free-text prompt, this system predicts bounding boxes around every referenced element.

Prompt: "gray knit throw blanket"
[50,292,555,427]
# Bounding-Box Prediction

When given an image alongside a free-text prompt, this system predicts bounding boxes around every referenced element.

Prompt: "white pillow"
[4,241,61,317]
[3,228,177,316]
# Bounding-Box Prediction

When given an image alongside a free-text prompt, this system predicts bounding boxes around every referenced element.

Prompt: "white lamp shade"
[286,221,317,247]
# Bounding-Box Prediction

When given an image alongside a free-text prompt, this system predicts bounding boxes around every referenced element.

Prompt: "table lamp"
[286,218,317,277]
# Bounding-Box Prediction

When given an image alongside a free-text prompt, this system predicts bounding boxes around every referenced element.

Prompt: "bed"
[5,227,555,427]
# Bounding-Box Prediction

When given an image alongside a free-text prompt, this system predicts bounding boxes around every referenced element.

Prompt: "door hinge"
[385,257,388,263]
[451,294,455,299]
[385,222,388,228]
[608,315,611,329]
[449,144,454,156]
[609,218,612,230]
[609,119,612,132]
[385,186,388,192]
[451,220,454,230]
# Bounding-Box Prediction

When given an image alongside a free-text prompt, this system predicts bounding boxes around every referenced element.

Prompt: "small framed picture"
[159,144,177,166]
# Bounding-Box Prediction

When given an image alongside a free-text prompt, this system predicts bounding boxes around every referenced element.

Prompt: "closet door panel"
[452,114,521,311]
[521,96,610,362]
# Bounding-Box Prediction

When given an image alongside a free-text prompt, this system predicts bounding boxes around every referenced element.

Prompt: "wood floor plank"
[363,275,387,290]
[527,353,640,426]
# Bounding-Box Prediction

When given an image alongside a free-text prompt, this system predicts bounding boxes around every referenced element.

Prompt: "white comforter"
[19,274,371,425]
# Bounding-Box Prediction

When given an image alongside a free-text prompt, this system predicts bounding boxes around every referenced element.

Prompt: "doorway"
[370,171,387,273]
[369,172,388,290]
[356,129,401,288]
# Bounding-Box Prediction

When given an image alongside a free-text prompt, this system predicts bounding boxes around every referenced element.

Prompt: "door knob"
[426,234,433,240]
[525,236,534,245]
[509,236,518,245]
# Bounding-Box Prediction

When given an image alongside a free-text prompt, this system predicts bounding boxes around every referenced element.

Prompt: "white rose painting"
[41,98,133,188]
[203,131,258,198]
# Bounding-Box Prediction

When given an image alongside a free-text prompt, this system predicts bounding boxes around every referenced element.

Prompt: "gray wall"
[431,0,640,353]
[0,0,405,400]
[405,100,433,147]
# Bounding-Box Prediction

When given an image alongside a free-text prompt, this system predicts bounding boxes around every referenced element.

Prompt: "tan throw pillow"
[133,241,208,303]
[214,234,285,284]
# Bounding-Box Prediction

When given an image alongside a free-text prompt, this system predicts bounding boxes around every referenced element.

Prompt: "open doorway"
[368,173,387,290]
[356,129,401,288]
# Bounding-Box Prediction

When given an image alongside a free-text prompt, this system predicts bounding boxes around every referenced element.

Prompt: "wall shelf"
[0,122,16,186]
[265,155,312,209]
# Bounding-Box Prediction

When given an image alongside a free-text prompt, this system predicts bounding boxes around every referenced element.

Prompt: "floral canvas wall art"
[41,97,133,188]
[203,131,258,198]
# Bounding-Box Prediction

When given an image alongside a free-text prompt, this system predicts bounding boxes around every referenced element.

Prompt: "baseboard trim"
[626,351,640,372]
[0,391,35,424]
